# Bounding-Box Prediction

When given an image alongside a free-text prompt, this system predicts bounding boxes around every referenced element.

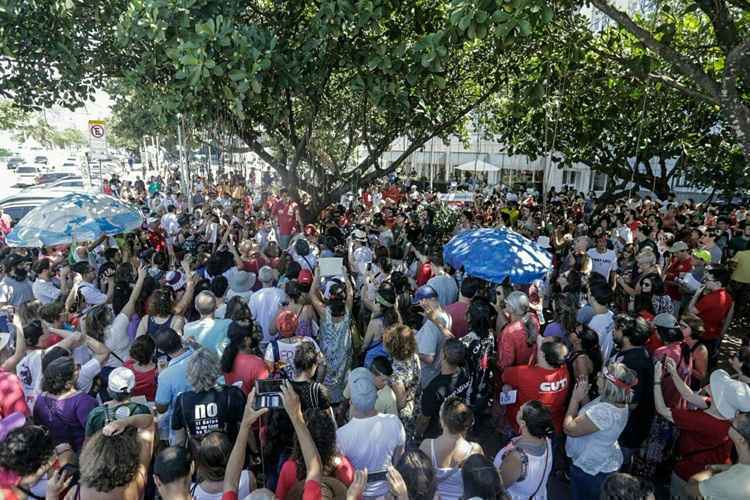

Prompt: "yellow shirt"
[731,250,750,284]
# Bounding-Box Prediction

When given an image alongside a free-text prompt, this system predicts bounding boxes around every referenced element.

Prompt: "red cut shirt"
[275,456,354,500]
[503,365,570,434]
[497,318,538,371]
[695,289,733,340]
[0,369,30,418]
[672,408,732,481]
[224,353,269,396]
[273,201,299,236]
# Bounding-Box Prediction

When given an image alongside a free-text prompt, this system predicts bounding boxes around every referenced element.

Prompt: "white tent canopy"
[455,160,500,172]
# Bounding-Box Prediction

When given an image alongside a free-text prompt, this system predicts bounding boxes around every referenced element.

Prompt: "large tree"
[486,14,746,199]
[1,0,557,218]
[588,0,750,162]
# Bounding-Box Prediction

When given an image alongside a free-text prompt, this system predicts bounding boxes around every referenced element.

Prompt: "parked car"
[6,157,23,170]
[35,173,73,185]
[33,155,48,165]
[14,165,41,186]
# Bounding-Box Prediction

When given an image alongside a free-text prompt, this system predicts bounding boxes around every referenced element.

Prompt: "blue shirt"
[184,318,232,356]
[156,348,194,440]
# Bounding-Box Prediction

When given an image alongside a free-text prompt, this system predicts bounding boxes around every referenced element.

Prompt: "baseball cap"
[692,249,711,264]
[348,367,377,412]
[653,313,678,329]
[412,285,438,304]
[258,266,274,284]
[229,270,255,293]
[669,241,689,253]
[710,369,750,419]
[276,310,299,338]
[108,367,136,394]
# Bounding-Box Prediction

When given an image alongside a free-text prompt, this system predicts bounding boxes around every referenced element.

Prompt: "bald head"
[246,489,276,500]
[195,291,217,317]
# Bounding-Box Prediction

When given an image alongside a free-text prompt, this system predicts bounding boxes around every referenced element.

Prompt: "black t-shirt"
[172,385,246,440]
[613,346,654,448]
[289,380,331,411]
[420,369,470,439]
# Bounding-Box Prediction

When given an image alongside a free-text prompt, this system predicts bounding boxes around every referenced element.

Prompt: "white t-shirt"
[588,310,615,362]
[587,248,618,281]
[104,313,132,368]
[32,278,61,305]
[565,399,628,475]
[249,287,288,343]
[78,281,107,306]
[191,471,252,500]
[337,414,406,497]
[264,337,320,379]
[17,350,43,407]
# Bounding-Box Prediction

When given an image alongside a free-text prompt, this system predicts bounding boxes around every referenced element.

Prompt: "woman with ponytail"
[222,321,268,396]
[497,291,540,372]
[495,400,555,500]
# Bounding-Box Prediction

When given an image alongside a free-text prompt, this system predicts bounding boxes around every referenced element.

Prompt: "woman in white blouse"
[564,362,638,500]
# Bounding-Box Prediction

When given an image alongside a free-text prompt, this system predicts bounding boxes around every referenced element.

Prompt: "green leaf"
[518,19,532,36]
[229,70,245,81]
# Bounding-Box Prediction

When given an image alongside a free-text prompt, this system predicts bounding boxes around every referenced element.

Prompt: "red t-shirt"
[224,353,269,396]
[695,289,733,340]
[503,365,570,434]
[123,360,157,402]
[275,456,354,500]
[664,257,693,300]
[273,201,299,236]
[652,343,683,408]
[497,318,538,371]
[383,186,401,203]
[672,408,732,481]
[445,301,470,338]
[0,369,30,418]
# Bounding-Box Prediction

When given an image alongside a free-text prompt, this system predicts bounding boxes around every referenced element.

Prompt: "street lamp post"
[176,114,192,211]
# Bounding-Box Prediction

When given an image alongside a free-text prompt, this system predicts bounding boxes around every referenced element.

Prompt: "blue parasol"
[6,193,144,247]
[443,227,552,284]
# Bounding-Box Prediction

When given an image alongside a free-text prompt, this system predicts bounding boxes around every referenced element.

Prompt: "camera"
[253,379,284,410]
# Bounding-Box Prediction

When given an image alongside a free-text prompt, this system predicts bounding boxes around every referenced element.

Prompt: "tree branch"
[589,0,722,99]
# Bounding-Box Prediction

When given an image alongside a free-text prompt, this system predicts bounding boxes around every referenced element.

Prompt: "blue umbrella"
[443,227,552,284]
[6,193,144,247]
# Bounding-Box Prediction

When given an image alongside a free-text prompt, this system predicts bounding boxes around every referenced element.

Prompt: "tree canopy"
[485,12,746,199]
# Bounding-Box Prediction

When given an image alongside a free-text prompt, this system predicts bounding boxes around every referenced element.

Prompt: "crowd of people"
[0,170,750,500]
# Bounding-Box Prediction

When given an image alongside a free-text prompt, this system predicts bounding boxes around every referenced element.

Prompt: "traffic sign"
[88,120,107,159]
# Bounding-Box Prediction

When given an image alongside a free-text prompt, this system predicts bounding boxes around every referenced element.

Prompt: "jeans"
[569,464,612,500]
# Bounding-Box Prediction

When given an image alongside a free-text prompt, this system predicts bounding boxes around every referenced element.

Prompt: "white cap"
[108,367,136,394]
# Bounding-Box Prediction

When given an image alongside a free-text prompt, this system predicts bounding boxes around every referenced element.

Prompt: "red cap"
[276,310,299,338]
[298,269,313,286]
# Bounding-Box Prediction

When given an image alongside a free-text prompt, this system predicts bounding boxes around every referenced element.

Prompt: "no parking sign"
[88,119,107,159]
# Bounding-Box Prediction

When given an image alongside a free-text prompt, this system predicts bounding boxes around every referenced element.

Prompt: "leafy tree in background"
[1,0,556,218]
[0,100,29,130]
[486,14,746,200]
[588,0,750,163]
